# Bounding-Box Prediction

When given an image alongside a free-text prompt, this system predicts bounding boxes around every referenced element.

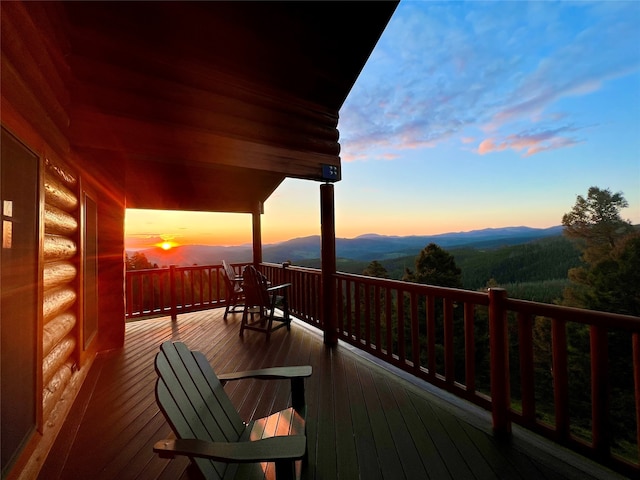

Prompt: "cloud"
[478,125,585,157]
[339,1,640,161]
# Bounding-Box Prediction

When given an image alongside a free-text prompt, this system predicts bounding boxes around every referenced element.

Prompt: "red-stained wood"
[464,302,476,395]
[552,318,570,441]
[590,325,610,458]
[444,297,455,384]
[410,291,420,373]
[635,333,640,466]
[518,312,536,425]
[320,184,336,346]
[489,288,511,437]
[427,294,436,380]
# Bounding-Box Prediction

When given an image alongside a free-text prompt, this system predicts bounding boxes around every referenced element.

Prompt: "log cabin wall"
[42,158,79,423]
[1,3,124,478]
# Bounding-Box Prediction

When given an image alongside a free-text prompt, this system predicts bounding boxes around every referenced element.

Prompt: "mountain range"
[131,225,565,267]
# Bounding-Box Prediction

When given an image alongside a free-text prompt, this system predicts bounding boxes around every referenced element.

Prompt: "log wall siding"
[43,313,76,357]
[42,159,79,429]
[44,205,78,236]
[43,261,77,290]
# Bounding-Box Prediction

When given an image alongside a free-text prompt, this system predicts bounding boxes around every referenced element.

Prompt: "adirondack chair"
[240,265,291,340]
[153,341,312,480]
[222,260,244,320]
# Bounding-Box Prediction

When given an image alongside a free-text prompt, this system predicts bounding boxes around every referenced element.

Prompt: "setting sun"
[158,241,178,251]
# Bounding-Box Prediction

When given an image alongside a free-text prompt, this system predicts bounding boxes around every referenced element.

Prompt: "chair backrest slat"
[243,265,270,308]
[222,260,242,293]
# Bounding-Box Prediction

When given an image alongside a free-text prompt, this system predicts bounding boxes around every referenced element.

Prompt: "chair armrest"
[219,366,311,411]
[154,436,306,462]
[267,282,291,293]
[217,365,311,382]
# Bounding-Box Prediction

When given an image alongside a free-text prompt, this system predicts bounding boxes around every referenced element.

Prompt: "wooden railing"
[262,263,640,477]
[125,262,640,476]
[125,263,249,320]
[260,263,322,328]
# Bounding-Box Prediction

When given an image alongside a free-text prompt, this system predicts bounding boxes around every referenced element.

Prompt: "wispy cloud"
[340,1,640,161]
[478,125,585,157]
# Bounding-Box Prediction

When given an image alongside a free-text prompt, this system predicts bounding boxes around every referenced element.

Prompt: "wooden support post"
[169,265,177,321]
[252,202,263,267]
[489,288,511,438]
[320,183,337,346]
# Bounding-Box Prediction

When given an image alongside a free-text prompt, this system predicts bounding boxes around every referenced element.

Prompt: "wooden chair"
[153,341,312,480]
[241,265,291,340]
[222,260,244,320]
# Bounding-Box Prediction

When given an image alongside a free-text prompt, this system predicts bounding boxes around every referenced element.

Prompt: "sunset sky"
[125,0,640,250]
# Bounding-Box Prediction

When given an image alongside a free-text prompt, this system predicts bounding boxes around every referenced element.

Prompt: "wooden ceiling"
[62,1,398,213]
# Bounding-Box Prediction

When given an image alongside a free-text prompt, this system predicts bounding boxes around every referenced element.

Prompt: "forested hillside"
[453,236,582,289]
[296,234,582,303]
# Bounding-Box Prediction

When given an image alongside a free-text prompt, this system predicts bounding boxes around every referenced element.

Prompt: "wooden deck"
[38,309,626,480]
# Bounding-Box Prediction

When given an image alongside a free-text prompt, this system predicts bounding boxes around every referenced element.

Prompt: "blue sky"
[263,0,640,241]
[126,0,640,248]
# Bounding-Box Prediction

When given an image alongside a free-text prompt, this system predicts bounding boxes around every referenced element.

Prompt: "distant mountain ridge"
[131,225,564,267]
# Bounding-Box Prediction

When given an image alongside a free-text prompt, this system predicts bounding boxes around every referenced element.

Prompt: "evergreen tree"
[561,186,636,313]
[363,260,389,278]
[403,243,462,288]
[125,252,157,271]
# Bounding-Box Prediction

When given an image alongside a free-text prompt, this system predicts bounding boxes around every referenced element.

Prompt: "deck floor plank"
[344,354,383,480]
[357,361,406,479]
[388,385,450,480]
[37,309,626,480]
[333,348,360,480]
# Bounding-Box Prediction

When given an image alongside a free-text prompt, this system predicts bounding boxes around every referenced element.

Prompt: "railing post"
[489,288,511,438]
[252,202,263,267]
[169,265,177,321]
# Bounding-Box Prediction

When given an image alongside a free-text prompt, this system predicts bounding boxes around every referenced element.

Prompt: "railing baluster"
[364,282,371,348]
[397,288,405,364]
[518,312,535,425]
[427,295,436,380]
[634,333,640,466]
[411,291,419,372]
[444,297,454,385]
[590,325,609,458]
[465,302,476,396]
[374,284,381,352]
[355,281,361,344]
[552,318,569,441]
[346,279,353,339]
[385,287,392,360]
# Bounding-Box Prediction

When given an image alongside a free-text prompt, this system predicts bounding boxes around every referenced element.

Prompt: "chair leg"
[274,459,295,480]
[239,308,246,337]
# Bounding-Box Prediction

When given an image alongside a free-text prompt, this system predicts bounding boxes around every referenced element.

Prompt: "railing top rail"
[334,271,490,304]
[261,262,322,275]
[126,267,171,274]
[505,296,640,331]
